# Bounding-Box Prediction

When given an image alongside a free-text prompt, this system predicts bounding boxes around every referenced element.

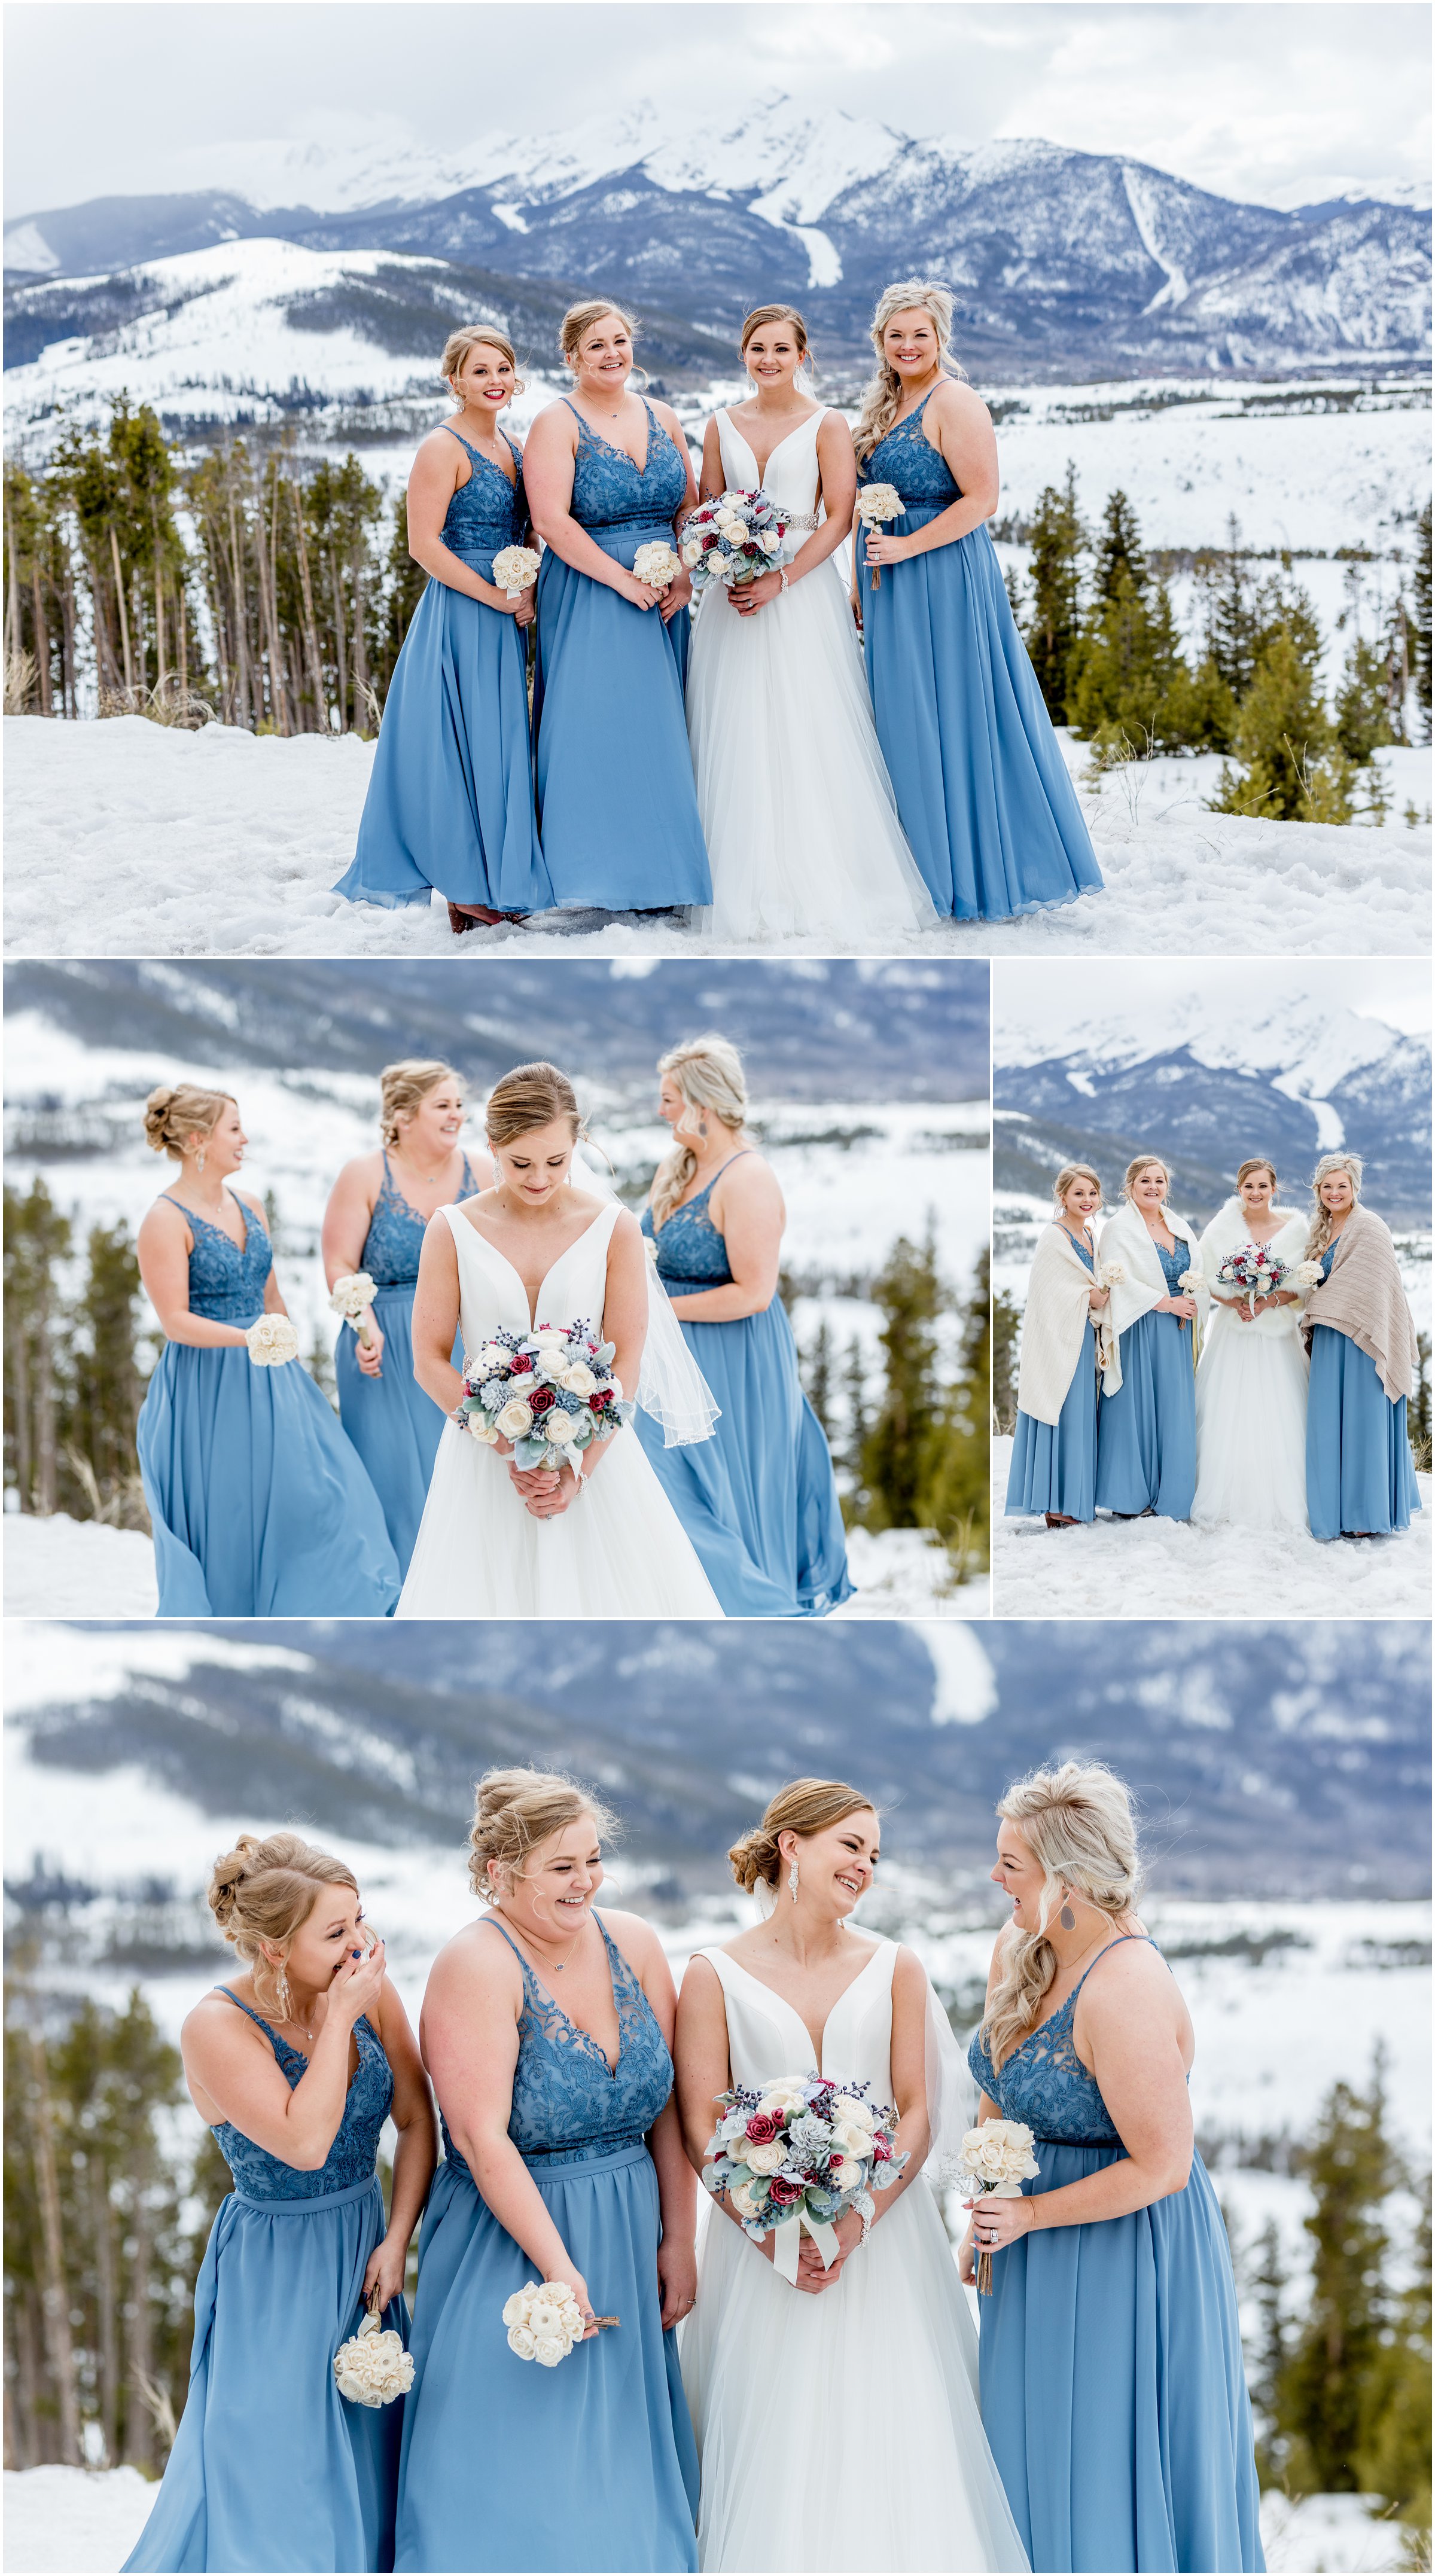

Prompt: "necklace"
[394,1145,452,1187]
[503,1908,587,1972]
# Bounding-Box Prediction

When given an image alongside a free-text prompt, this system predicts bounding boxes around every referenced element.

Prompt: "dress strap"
[458,1154,479,1197]
[162,1187,250,1239]
[215,1984,284,2050]
[1066,1932,1155,2007]
[692,1150,753,1201]
[441,422,481,462]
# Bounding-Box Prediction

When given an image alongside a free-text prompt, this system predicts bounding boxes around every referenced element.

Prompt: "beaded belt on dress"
[782,512,820,531]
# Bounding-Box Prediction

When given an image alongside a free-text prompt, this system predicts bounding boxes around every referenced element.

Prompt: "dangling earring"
[788,1858,800,1905]
[196,1145,206,1173]
[697,1115,708,1139]
[273,1957,292,2019]
[1059,1892,1076,1931]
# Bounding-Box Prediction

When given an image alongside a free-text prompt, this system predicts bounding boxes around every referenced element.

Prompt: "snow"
[830,1528,988,1620]
[4,1513,157,1619]
[1261,2494,1411,2573]
[991,973,1418,1090]
[5,717,1427,960]
[992,1435,1431,1617]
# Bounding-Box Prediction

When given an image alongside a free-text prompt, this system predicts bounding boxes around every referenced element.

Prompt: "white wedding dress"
[1191,1200,1311,1532]
[681,1939,1028,2574]
[395,1202,723,1618]
[687,408,939,944]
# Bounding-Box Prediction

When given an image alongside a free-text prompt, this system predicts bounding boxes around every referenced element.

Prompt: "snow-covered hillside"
[4,716,1428,961]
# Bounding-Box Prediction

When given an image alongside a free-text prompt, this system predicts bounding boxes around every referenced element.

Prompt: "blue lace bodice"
[209,1987,393,2198]
[1156,1240,1189,1297]
[861,391,961,508]
[967,1935,1159,2146]
[443,1915,674,2171]
[566,399,687,536]
[1318,1246,1336,1281]
[440,426,526,560]
[359,1151,480,1289]
[164,1192,272,1324]
[639,1153,751,1293]
[1059,1227,1095,1273]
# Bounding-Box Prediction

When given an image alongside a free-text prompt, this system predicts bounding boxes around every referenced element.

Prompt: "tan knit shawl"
[1299,1203,1419,1402]
[1016,1223,1117,1425]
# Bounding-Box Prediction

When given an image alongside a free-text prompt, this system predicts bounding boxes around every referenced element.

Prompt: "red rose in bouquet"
[745,2112,781,2145]
[767,2175,802,2207]
[527,1385,557,1415]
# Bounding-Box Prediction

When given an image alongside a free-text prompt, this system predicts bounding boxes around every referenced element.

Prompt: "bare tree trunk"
[109,525,134,692]
[10,1305,33,1508]
[4,506,22,664]
[329,554,348,729]
[81,550,118,690]
[122,2142,155,2472]
[153,540,167,687]
[31,565,53,715]
[289,474,327,731]
[5,2293,42,2468]
[33,1278,56,1516]
[61,565,77,717]
[92,2159,120,2465]
[352,544,369,718]
[29,2035,82,2465]
[179,588,188,701]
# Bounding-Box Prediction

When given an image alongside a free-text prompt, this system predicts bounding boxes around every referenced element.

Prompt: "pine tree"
[1022,465,1084,721]
[914,1247,990,1577]
[803,1317,834,1439]
[1209,627,1355,824]
[1093,488,1147,603]
[1276,2053,1399,2493]
[382,490,429,705]
[991,1288,1020,1436]
[67,1221,148,1526]
[1355,2170,1431,2534]
[1250,2217,1292,2482]
[1204,518,1262,701]
[859,1225,946,1531]
[3,1179,73,1514]
[1409,1335,1431,1474]
[841,1334,870,1505]
[1410,499,1432,739]
[1335,635,1399,765]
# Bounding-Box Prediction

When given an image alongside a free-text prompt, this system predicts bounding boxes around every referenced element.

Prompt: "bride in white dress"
[685,306,937,946]
[676,1780,1028,2574]
[1192,1155,1311,1532]
[398,1061,723,1618]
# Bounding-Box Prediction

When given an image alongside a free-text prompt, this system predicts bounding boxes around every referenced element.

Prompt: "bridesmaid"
[334,326,553,932]
[636,1035,852,1616]
[123,1831,436,2574]
[136,1086,401,1616]
[965,1764,1265,2575]
[394,1769,699,2574]
[853,279,1104,920]
[323,1060,492,1578]
[1093,1156,1201,1523]
[524,301,712,913]
[1005,1164,1113,1529]
[1300,1151,1422,1540]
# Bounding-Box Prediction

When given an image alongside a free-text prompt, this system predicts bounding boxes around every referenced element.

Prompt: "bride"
[1191,1155,1311,1532]
[397,1060,723,1618]
[685,306,937,946]
[675,1779,1028,2574]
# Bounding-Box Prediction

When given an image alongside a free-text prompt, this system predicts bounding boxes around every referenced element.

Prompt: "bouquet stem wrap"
[772,2208,841,2287]
[973,2179,1024,2295]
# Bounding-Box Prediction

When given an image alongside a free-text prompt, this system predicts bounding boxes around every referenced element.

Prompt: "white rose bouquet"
[681,487,787,609]
[245,1315,300,1367]
[333,2294,415,2406]
[855,481,904,588]
[1096,1259,1126,1288]
[632,539,681,590]
[457,1316,635,1478]
[1216,1242,1290,1318]
[490,544,541,601]
[328,1269,379,1349]
[502,2279,619,2366]
[702,2071,906,2286]
[954,2120,1041,2293]
[1293,1258,1323,1290]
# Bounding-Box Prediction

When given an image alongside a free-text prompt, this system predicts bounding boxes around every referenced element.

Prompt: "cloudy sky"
[5,0,1430,216]
[994,956,1434,1048]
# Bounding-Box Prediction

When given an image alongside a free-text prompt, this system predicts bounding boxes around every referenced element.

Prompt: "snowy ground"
[4,715,1428,960]
[992,1435,1431,1617]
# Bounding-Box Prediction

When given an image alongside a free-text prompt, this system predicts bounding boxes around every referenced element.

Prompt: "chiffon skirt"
[334,1288,455,1581]
[1306,1325,1422,1538]
[394,2146,699,2574]
[1192,1315,1310,1532]
[333,554,552,916]
[860,514,1104,920]
[977,2145,1265,2574]
[1006,1323,1099,1521]
[136,1340,401,1617]
[681,2181,1027,2572]
[1094,1312,1198,1521]
[532,525,712,910]
[633,1304,854,1617]
[122,2175,407,2574]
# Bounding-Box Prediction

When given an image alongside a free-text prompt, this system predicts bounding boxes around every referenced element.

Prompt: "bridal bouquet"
[333,2294,415,2407]
[502,2279,618,2367]
[490,544,541,600]
[953,2120,1041,2294]
[328,1270,378,1349]
[632,539,681,590]
[702,2072,906,2284]
[1217,1242,1290,1316]
[681,488,787,606]
[855,481,904,587]
[245,1315,300,1367]
[458,1318,635,1476]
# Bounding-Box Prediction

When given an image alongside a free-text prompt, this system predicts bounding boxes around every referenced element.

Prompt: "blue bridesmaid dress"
[335,1151,480,1578]
[968,1939,1265,2574]
[858,395,1103,919]
[1093,1243,1197,1521]
[394,1916,699,2574]
[123,1992,408,2574]
[532,401,711,911]
[636,1159,853,1617]
[135,1192,401,1617]
[1006,1233,1099,1521]
[1306,1245,1422,1539]
[334,426,552,917]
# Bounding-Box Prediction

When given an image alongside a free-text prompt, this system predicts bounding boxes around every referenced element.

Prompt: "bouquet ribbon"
[772,2209,842,2287]
[974,2179,1025,2294]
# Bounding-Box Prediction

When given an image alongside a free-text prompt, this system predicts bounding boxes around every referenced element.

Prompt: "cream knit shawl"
[1098,1200,1204,1395]
[1016,1223,1117,1426]
[1298,1203,1419,1403]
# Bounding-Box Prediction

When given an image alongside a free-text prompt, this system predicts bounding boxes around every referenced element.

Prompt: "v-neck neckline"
[458,1204,610,1328]
[570,397,654,477]
[722,406,819,483]
[719,1940,886,2072]
[489,1915,625,2077]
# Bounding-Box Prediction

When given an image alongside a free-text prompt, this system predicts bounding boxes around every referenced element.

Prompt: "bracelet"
[778,567,790,595]
[860,2207,872,2243]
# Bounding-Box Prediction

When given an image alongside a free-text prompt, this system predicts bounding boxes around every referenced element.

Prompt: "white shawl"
[1197,1200,1309,1355]
[1097,1199,1204,1396]
[1016,1223,1117,1424]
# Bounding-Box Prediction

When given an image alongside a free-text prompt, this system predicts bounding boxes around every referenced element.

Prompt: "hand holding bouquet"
[246,1315,300,1367]
[702,2072,906,2285]
[633,539,681,590]
[328,1270,378,1349]
[333,2292,414,2406]
[490,544,541,602]
[955,2120,1040,2293]
[1293,1259,1323,1291]
[855,481,904,587]
[458,1318,634,1479]
[1217,1243,1289,1318]
[681,488,787,610]
[502,2280,619,2367]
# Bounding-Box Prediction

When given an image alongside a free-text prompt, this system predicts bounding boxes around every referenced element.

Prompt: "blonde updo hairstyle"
[440,324,524,400]
[728,1777,878,1895]
[1122,1155,1171,1203]
[854,278,965,463]
[208,1831,360,2019]
[559,299,644,384]
[739,304,815,376]
[651,1035,748,1229]
[1053,1162,1102,1215]
[485,1060,585,1151]
[982,1762,1144,2071]
[468,1766,620,1901]
[144,1083,236,1162]
[1306,1151,1364,1258]
[1236,1157,1279,1194]
[380,1059,464,1150]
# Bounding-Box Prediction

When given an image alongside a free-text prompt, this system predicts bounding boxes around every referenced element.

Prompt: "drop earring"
[788,1858,800,1906]
[274,1958,292,2019]
[698,1115,708,1139]
[1059,1892,1076,1931]
[196,1145,206,1173]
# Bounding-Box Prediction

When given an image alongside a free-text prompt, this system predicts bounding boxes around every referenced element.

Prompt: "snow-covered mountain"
[5,100,1428,380]
[994,995,1430,1226]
